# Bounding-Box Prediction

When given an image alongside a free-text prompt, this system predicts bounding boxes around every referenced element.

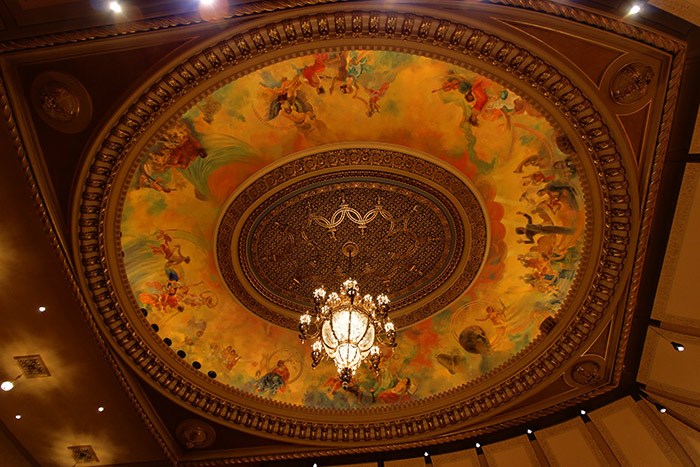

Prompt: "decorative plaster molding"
[2,0,686,459]
[489,0,687,401]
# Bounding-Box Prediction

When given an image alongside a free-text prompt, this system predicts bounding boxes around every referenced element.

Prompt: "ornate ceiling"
[1,0,698,465]
[75,4,643,443]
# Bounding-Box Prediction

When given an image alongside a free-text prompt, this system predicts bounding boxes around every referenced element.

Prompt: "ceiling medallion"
[216,146,489,330]
[176,419,216,449]
[610,62,655,105]
[300,242,397,387]
[30,71,92,134]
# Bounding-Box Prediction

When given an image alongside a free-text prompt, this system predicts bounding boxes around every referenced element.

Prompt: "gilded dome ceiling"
[73,6,644,446]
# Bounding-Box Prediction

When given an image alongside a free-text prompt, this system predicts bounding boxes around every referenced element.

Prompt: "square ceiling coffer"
[68,445,99,463]
[14,354,51,378]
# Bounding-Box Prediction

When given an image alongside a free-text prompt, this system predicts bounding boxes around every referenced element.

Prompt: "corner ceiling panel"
[589,397,682,466]
[537,418,607,467]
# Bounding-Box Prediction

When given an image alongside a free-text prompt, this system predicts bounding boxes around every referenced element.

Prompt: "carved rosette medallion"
[176,419,216,449]
[566,356,607,387]
[610,62,655,105]
[217,147,488,329]
[30,71,93,133]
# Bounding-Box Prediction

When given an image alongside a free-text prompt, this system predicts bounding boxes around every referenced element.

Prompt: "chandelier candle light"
[298,242,397,387]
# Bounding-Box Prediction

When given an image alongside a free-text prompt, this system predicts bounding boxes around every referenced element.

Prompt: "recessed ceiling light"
[97,406,105,412]
[38,306,46,312]
[1,381,14,391]
[628,4,641,15]
[14,414,21,420]
[424,451,429,457]
[527,428,533,434]
[475,442,481,448]
[580,409,587,415]
[108,1,122,13]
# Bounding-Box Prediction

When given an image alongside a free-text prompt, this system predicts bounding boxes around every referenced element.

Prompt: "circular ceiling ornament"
[72,8,639,445]
[610,62,655,105]
[30,71,92,133]
[217,146,488,329]
[176,419,216,449]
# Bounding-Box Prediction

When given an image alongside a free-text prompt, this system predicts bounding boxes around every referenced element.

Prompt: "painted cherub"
[475,301,508,326]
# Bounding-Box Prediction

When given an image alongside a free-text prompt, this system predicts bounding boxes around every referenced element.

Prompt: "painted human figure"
[255,360,290,396]
[150,230,191,266]
[377,378,412,404]
[300,53,329,94]
[515,212,573,244]
[464,78,489,112]
[476,305,506,326]
[365,82,390,117]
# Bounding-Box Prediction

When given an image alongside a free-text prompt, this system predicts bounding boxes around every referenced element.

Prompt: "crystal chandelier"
[298,243,396,387]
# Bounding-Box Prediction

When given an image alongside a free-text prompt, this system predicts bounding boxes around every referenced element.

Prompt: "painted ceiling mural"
[120,50,586,410]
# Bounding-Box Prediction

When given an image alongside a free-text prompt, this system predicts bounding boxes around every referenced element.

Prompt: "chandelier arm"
[375,331,397,348]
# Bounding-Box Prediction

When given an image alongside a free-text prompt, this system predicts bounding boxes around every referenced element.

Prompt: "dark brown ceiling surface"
[0,0,695,465]
[0,113,168,466]
[0,0,202,41]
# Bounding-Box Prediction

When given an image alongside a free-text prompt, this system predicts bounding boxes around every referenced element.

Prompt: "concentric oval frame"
[216,143,490,330]
[73,6,639,446]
